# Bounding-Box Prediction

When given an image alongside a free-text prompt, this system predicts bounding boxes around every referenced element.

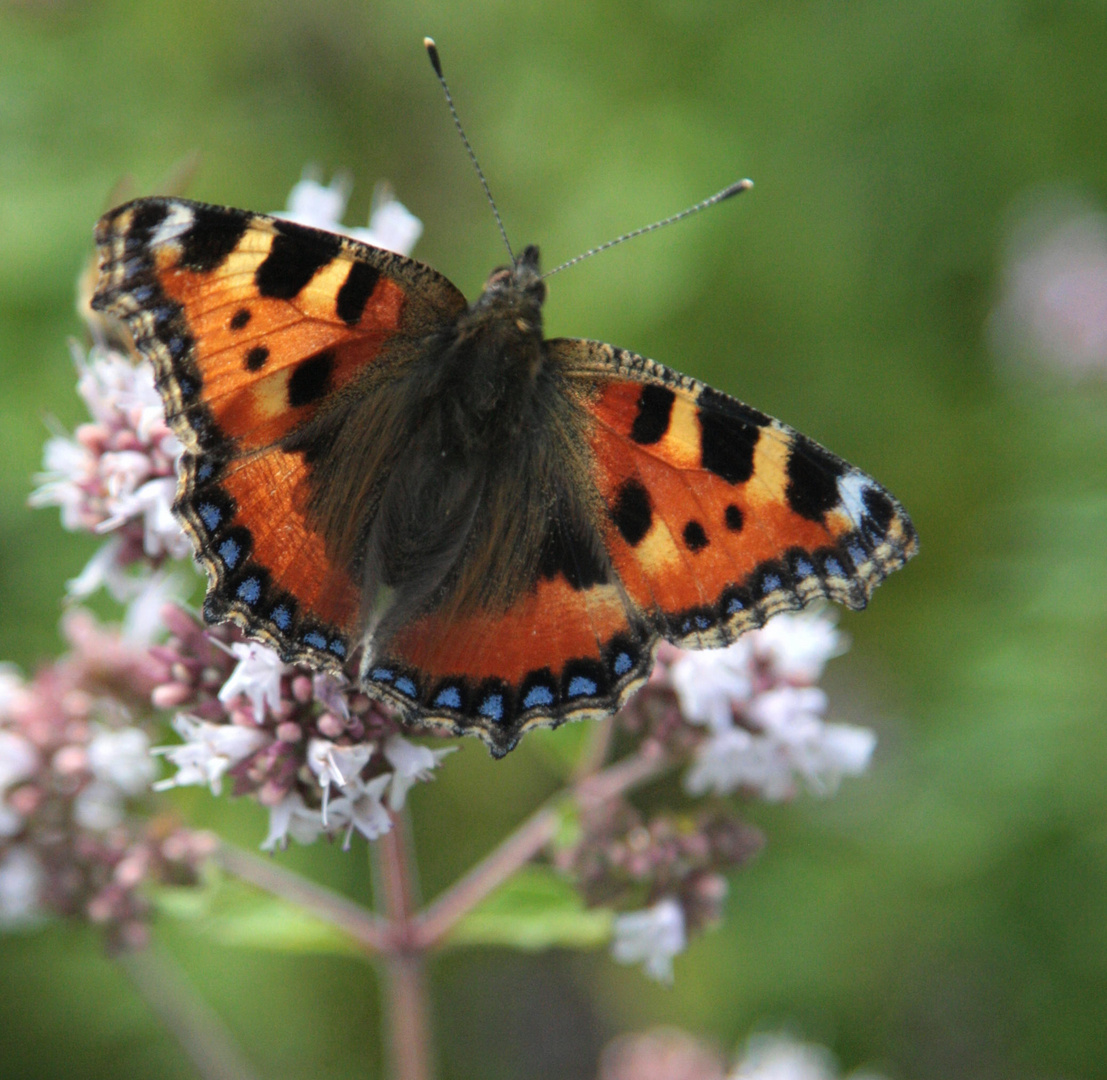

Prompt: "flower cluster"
[598,1030,888,1080]
[0,618,213,949]
[150,605,453,851]
[557,607,876,981]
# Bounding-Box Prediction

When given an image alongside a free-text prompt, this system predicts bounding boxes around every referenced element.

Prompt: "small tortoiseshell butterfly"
[91,178,916,756]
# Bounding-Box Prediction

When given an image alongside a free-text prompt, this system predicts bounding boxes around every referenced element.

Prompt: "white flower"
[350,194,423,256]
[683,726,757,797]
[0,731,38,792]
[746,686,828,743]
[277,171,423,257]
[97,476,191,560]
[0,846,43,926]
[670,638,754,732]
[730,1035,839,1080]
[217,642,289,722]
[610,896,687,983]
[153,715,270,795]
[65,537,133,602]
[86,726,156,796]
[306,738,373,821]
[0,665,24,716]
[122,571,187,644]
[788,723,877,797]
[753,609,845,683]
[260,791,343,852]
[280,172,353,231]
[382,735,456,811]
[331,773,393,848]
[73,780,126,831]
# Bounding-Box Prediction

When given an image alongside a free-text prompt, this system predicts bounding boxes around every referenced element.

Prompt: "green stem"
[117,946,261,1080]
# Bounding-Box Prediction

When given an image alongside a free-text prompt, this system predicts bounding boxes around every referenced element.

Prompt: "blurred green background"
[2,1,1106,1077]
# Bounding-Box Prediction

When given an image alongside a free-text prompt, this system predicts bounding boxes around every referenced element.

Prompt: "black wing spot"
[630,385,675,444]
[178,207,250,273]
[683,520,709,552]
[287,350,336,408]
[697,388,763,485]
[336,261,381,325]
[126,202,170,249]
[244,346,269,372]
[256,222,342,300]
[611,479,652,547]
[862,485,895,531]
[229,308,252,330]
[724,504,744,531]
[785,437,847,522]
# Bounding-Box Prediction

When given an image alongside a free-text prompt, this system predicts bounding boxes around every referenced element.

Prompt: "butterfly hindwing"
[91,196,467,668]
[556,337,918,648]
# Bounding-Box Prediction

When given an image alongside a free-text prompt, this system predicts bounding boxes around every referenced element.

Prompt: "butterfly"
[90,196,917,756]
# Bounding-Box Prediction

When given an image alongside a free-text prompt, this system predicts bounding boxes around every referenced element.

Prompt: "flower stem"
[117,945,261,1080]
[375,812,435,1080]
[413,740,670,949]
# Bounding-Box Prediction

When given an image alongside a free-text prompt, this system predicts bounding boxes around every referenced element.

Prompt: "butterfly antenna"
[424,37,515,262]
[543,178,753,279]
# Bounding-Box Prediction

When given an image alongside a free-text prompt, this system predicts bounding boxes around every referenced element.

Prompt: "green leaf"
[447,865,614,952]
[202,898,367,958]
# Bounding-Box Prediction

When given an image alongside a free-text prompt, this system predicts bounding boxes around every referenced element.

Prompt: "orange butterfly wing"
[92,197,466,663]
[359,338,915,756]
[559,339,917,644]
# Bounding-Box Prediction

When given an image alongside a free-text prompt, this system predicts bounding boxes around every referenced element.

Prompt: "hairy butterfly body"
[91,196,916,756]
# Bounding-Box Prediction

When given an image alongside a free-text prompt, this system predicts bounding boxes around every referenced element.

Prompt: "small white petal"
[86,726,156,796]
[611,897,686,983]
[218,643,289,723]
[0,847,43,926]
[753,609,846,683]
[383,735,456,810]
[73,780,126,831]
[153,714,270,795]
[670,638,755,732]
[0,731,39,791]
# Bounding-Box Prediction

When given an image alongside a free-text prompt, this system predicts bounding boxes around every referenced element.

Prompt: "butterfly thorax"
[354,244,570,667]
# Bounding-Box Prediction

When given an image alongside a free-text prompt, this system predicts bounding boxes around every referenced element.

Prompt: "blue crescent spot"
[177,375,195,394]
[613,652,633,676]
[271,605,292,630]
[761,574,781,593]
[847,544,867,564]
[394,676,416,697]
[236,577,261,604]
[824,558,844,577]
[371,668,394,683]
[694,615,711,629]
[567,676,597,698]
[795,558,815,577]
[433,686,462,709]
[329,640,346,657]
[197,502,221,531]
[523,685,555,709]
[303,631,327,649]
[196,460,214,481]
[478,694,504,721]
[217,538,240,568]
[726,597,744,614]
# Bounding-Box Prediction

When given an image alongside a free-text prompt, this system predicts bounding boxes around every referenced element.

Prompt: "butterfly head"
[474,244,546,329]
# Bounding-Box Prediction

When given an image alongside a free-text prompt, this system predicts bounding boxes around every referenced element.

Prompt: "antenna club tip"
[424,37,443,76]
[724,178,754,199]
